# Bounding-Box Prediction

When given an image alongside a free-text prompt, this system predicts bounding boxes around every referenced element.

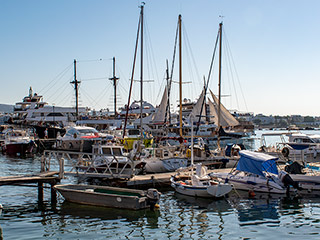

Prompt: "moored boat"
[210,150,300,194]
[54,184,161,210]
[2,129,35,156]
[171,163,232,198]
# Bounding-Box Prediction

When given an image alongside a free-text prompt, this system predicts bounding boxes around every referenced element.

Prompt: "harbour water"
[1,130,320,239]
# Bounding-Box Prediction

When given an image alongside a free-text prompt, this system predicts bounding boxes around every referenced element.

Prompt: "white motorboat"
[55,126,103,152]
[2,129,35,156]
[140,146,188,173]
[211,150,292,194]
[77,143,146,175]
[171,163,232,198]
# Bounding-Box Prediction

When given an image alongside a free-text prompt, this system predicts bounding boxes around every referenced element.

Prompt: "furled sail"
[152,86,168,123]
[189,88,206,121]
[209,89,239,127]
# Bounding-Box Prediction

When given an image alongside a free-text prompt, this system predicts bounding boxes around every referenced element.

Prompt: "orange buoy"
[248,190,256,198]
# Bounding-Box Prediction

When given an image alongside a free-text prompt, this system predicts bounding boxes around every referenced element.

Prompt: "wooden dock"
[0,171,60,203]
[125,168,232,188]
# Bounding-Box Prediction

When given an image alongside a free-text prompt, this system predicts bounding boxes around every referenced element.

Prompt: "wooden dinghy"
[54,184,161,210]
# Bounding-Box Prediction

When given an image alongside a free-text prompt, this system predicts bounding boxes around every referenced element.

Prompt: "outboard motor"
[285,162,304,174]
[279,170,302,194]
[146,188,161,210]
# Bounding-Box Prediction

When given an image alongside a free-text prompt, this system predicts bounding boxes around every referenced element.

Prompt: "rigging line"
[155,71,167,104]
[182,23,201,86]
[94,84,111,105]
[55,89,73,106]
[224,39,239,110]
[81,88,104,109]
[195,26,220,133]
[223,29,248,112]
[81,77,108,81]
[77,59,106,63]
[144,16,160,101]
[50,81,72,104]
[38,63,73,95]
[46,81,70,103]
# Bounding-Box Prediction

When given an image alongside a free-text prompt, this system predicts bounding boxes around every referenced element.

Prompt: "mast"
[109,57,119,116]
[165,59,170,125]
[178,14,183,137]
[140,3,144,138]
[70,59,81,118]
[217,22,223,149]
[122,6,141,138]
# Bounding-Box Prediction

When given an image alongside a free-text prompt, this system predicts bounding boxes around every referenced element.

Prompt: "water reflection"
[174,192,232,212]
[59,201,160,225]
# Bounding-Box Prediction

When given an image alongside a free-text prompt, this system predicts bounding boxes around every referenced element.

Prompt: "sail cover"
[152,86,168,124]
[189,88,206,121]
[209,89,239,127]
[236,150,279,177]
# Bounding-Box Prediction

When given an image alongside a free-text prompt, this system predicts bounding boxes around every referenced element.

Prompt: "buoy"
[154,203,160,209]
[248,190,256,198]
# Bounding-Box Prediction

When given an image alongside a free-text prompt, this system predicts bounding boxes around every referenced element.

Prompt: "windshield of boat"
[78,129,98,134]
[310,135,320,143]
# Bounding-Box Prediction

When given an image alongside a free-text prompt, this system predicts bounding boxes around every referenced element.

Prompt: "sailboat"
[170,112,232,198]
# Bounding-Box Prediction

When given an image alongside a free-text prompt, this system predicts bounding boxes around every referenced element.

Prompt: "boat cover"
[236,150,279,177]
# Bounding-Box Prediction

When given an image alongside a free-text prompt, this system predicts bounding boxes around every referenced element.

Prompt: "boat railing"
[41,150,136,180]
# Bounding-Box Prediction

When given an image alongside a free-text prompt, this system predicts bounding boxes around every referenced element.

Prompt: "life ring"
[282,147,290,157]
[186,149,191,158]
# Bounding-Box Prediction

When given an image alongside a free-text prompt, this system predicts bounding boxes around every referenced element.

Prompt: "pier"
[0,171,60,203]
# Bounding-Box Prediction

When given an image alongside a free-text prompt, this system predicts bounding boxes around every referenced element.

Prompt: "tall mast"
[165,59,170,125]
[140,3,144,138]
[122,5,141,138]
[70,59,81,118]
[217,22,223,149]
[178,14,183,137]
[109,57,119,116]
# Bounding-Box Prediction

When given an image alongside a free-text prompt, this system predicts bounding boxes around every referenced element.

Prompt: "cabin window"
[155,149,162,158]
[102,148,112,155]
[112,148,122,156]
[163,151,169,157]
[47,112,64,116]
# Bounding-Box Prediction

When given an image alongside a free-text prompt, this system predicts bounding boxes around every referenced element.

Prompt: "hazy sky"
[1,0,320,116]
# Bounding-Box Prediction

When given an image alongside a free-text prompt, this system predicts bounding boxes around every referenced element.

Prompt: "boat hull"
[54,184,156,210]
[211,172,286,194]
[144,157,188,173]
[171,178,232,198]
[4,143,33,156]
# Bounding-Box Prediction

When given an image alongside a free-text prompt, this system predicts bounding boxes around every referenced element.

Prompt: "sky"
[1,0,320,116]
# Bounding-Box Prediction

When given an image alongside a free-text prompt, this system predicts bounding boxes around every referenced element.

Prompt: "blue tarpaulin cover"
[236,150,279,177]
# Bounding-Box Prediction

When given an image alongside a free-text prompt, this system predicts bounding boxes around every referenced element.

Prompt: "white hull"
[289,174,320,191]
[171,178,232,198]
[211,172,286,194]
[144,157,188,173]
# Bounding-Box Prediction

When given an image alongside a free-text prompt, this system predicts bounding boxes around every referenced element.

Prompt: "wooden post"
[40,154,45,172]
[51,181,57,204]
[38,181,43,203]
[59,157,65,179]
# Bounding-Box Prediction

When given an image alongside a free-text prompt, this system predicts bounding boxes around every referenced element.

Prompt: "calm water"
[1,130,320,239]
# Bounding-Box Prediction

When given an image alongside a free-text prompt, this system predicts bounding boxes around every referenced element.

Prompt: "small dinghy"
[171,163,233,198]
[54,184,161,210]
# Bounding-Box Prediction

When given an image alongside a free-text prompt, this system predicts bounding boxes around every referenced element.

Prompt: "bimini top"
[236,150,279,177]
